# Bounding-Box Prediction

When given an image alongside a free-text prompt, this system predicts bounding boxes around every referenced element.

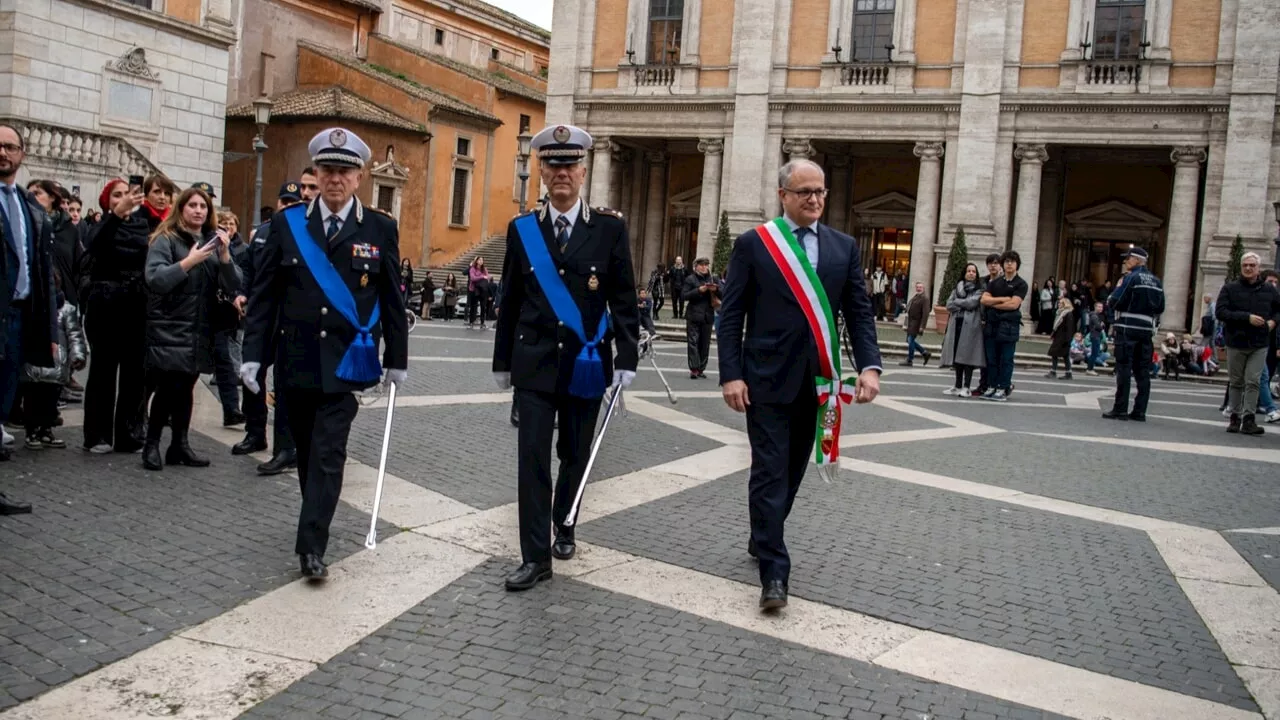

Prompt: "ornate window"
[853,0,895,61]
[648,0,683,66]
[1093,0,1145,60]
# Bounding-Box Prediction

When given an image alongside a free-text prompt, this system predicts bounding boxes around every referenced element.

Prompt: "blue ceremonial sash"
[514,213,609,398]
[283,205,382,384]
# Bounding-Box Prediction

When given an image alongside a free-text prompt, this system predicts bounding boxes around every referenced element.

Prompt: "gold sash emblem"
[588,274,600,291]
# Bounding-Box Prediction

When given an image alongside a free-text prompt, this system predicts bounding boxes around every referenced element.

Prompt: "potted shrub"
[934,227,968,333]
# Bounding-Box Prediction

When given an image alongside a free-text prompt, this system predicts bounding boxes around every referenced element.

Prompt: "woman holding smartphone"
[140,187,242,471]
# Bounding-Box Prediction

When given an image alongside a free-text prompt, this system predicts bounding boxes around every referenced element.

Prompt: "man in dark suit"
[242,128,409,580]
[493,124,640,591]
[682,257,718,378]
[0,125,54,515]
[718,158,882,611]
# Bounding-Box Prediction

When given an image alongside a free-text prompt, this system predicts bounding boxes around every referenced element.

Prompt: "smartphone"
[128,174,144,190]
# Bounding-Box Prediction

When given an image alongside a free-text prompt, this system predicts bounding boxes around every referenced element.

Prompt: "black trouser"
[146,371,197,444]
[1110,327,1153,415]
[22,383,60,433]
[874,292,886,320]
[687,318,712,373]
[467,289,486,325]
[212,329,240,416]
[976,333,996,392]
[746,391,818,586]
[652,296,664,320]
[243,363,294,451]
[82,285,146,449]
[285,389,358,557]
[672,292,685,319]
[515,388,602,564]
[953,364,974,389]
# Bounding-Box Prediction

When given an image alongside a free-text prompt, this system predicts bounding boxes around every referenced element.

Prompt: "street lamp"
[516,130,532,213]
[251,96,273,228]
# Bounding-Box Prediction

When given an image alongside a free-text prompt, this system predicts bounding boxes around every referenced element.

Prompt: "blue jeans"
[906,334,927,362]
[1087,331,1103,369]
[0,307,22,423]
[993,340,1017,390]
[1258,366,1276,414]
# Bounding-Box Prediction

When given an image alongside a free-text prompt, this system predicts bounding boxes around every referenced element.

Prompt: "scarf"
[1052,305,1072,332]
[142,201,170,222]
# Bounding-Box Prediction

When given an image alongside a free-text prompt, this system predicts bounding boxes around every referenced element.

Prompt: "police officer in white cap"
[241,127,409,580]
[492,124,641,591]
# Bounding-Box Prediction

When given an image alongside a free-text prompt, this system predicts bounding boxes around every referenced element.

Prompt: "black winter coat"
[85,207,159,284]
[681,271,718,324]
[144,229,242,375]
[50,211,82,306]
[1216,276,1280,350]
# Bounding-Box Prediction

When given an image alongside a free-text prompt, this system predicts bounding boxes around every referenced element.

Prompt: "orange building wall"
[1169,0,1220,88]
[223,119,430,264]
[594,0,628,69]
[426,122,492,266]
[395,0,549,70]
[486,97,546,243]
[367,37,495,110]
[1020,0,1067,88]
[296,50,431,128]
[915,0,956,90]
[231,0,361,107]
[699,69,730,88]
[164,0,202,25]
[593,72,620,89]
[787,70,821,88]
[788,0,828,67]
[700,0,734,66]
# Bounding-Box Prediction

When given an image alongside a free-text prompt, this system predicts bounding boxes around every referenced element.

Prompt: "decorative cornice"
[697,138,724,156]
[1001,103,1229,115]
[109,48,159,80]
[783,138,814,158]
[66,0,236,47]
[775,103,961,114]
[1171,146,1207,166]
[1014,143,1049,165]
[913,141,945,161]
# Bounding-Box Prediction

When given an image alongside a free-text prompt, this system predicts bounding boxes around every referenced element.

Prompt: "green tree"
[937,227,969,305]
[712,211,732,276]
[1227,233,1245,281]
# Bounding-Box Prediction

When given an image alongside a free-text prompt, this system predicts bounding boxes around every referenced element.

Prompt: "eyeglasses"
[782,187,828,200]
[1243,263,1260,268]
[0,143,23,154]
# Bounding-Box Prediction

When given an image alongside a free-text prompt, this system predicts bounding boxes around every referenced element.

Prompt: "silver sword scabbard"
[562,386,624,528]
[364,381,398,549]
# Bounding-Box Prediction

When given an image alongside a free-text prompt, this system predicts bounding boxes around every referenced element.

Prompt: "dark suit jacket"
[493,203,640,394]
[717,222,881,404]
[0,187,56,367]
[243,198,408,393]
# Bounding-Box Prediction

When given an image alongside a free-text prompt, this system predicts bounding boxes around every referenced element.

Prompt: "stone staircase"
[419,235,506,285]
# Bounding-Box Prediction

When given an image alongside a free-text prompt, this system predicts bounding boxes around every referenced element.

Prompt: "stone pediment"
[1066,200,1163,231]
[851,191,916,228]
[370,147,410,184]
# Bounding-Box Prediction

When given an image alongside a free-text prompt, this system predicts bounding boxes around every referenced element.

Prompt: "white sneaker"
[958,388,972,398]
[87,443,113,454]
[943,387,959,396]
[990,390,1008,402]
[1266,410,1280,424]
[1,429,12,446]
[1222,407,1233,418]
[1087,370,1099,376]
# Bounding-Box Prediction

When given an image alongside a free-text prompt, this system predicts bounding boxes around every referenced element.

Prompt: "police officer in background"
[493,125,640,591]
[231,181,304,474]
[241,128,409,579]
[1102,246,1164,422]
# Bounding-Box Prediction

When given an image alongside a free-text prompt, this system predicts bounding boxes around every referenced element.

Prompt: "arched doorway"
[1062,200,1164,286]
[851,191,916,275]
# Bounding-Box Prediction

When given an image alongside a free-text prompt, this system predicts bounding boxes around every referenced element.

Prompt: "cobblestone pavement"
[1,323,1275,720]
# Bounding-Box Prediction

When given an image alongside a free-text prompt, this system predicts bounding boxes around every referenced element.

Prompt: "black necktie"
[555,216,569,254]
[327,215,341,241]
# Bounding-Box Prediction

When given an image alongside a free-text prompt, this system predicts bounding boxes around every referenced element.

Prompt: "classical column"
[909,141,945,298]
[696,138,724,261]
[1010,144,1049,317]
[609,145,630,210]
[589,137,613,207]
[1165,146,1207,331]
[642,151,668,277]
[825,156,851,234]
[783,138,814,162]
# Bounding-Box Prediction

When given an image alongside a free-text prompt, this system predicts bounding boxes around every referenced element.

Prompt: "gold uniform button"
[363,263,370,270]
[590,266,597,272]
[558,269,565,276]
[558,321,564,327]
[557,342,564,349]
[291,258,298,265]
[320,330,327,338]
[321,307,328,315]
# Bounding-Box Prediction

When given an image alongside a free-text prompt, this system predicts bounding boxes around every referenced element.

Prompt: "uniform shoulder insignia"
[594,207,624,220]
[366,206,394,218]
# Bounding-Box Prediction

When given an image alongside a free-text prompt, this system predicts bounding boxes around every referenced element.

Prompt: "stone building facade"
[547,0,1280,331]
[0,0,235,197]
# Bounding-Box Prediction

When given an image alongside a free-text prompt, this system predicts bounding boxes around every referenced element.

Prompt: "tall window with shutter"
[1093,0,1145,60]
[853,0,896,61]
[450,168,470,226]
[648,0,683,65]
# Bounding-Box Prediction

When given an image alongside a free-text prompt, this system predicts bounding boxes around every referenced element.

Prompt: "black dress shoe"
[232,436,268,455]
[166,442,211,468]
[114,437,143,454]
[0,492,31,515]
[747,537,758,559]
[142,441,163,471]
[1128,413,1146,422]
[0,446,9,462]
[552,531,575,560]
[223,411,247,427]
[510,407,519,428]
[760,580,788,611]
[299,553,328,580]
[1101,410,1130,421]
[258,449,297,476]
[505,561,552,591]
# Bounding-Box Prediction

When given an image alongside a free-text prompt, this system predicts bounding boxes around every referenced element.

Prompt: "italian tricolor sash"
[756,219,855,471]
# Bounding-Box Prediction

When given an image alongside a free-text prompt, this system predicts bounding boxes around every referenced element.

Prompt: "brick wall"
[593,0,627,69]
[1170,0,1220,88]
[1020,0,1067,88]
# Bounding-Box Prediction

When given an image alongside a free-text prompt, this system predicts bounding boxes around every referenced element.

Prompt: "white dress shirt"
[549,198,583,235]
[318,196,356,235]
[782,215,819,267]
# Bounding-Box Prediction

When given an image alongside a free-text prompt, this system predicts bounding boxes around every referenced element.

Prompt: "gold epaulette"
[594,207,624,220]
[366,206,394,219]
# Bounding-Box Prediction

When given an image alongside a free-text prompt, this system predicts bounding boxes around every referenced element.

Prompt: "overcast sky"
[486,0,554,30]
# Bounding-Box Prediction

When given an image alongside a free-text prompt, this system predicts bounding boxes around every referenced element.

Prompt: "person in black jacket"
[1103,247,1164,422]
[682,257,718,378]
[27,180,80,309]
[82,177,161,454]
[1215,252,1280,435]
[211,209,248,427]
[141,188,241,471]
[668,257,688,319]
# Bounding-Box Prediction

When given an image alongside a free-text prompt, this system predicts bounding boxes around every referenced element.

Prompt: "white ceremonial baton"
[364,381,398,549]
[562,385,624,528]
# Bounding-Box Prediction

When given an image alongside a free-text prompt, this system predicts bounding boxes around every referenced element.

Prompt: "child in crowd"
[638,287,656,334]
[1069,332,1086,367]
[19,276,87,450]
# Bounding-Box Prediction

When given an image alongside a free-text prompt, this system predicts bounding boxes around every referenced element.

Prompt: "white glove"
[612,370,636,390]
[494,371,512,390]
[384,368,407,389]
[240,362,261,394]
